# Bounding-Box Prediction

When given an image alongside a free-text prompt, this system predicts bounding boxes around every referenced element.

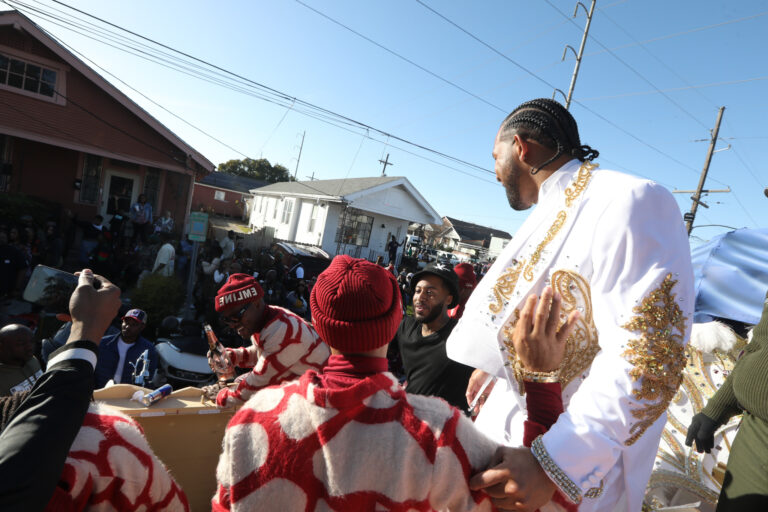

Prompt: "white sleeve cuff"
[48,347,98,370]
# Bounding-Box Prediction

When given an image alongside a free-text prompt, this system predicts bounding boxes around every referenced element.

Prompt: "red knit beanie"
[453,263,477,290]
[215,273,264,313]
[310,255,402,352]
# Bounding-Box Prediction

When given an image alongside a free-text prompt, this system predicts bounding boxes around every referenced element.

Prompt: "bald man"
[0,324,42,396]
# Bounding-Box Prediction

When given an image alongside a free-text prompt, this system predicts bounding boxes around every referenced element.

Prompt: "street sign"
[188,212,209,242]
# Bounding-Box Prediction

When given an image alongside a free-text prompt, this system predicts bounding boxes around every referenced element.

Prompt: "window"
[144,167,162,210]
[307,203,318,232]
[0,52,58,99]
[272,199,279,220]
[281,198,294,224]
[335,208,373,247]
[79,154,102,204]
[214,190,226,201]
[258,196,264,213]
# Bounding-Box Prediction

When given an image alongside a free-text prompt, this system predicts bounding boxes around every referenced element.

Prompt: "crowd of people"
[0,97,765,512]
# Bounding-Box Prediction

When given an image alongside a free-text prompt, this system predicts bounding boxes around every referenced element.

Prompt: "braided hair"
[500,98,599,174]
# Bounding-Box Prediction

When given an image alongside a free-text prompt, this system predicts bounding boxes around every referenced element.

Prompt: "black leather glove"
[685,412,719,453]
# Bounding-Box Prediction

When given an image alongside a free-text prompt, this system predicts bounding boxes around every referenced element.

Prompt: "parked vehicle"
[154,317,217,389]
[272,242,332,280]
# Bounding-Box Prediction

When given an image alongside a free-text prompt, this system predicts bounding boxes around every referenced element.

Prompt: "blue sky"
[3,0,766,244]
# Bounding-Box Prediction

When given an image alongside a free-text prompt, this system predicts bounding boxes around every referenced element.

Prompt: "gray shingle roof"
[199,172,268,194]
[444,216,513,241]
[252,176,401,198]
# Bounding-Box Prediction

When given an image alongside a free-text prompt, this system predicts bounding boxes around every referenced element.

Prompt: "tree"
[217,158,290,183]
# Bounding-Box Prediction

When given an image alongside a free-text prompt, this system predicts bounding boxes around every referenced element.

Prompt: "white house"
[428,216,512,261]
[487,235,511,260]
[248,176,442,262]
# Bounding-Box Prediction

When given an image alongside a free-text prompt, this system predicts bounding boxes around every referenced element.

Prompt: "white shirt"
[291,263,305,279]
[447,160,694,512]
[113,337,132,384]
[152,242,175,277]
[220,237,235,260]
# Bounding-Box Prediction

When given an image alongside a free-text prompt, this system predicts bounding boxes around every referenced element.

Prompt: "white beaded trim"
[531,435,581,504]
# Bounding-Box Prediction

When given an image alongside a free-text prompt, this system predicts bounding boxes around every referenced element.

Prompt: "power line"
[730,144,765,187]
[259,101,295,156]
[24,0,493,175]
[50,32,255,161]
[585,10,768,58]
[729,192,759,229]
[293,0,507,113]
[589,6,763,219]
[543,0,710,131]
[411,0,726,185]
[413,0,562,91]
[34,3,500,189]
[578,76,768,101]
[7,0,498,180]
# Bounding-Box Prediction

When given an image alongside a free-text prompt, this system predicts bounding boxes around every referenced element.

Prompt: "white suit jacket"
[447,159,694,512]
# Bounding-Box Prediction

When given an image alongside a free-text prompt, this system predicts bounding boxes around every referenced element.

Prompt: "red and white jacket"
[45,403,188,512]
[216,305,330,408]
[213,355,498,512]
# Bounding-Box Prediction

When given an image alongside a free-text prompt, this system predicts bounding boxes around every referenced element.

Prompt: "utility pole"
[293,131,305,181]
[684,106,725,235]
[379,153,393,176]
[305,172,317,181]
[553,0,596,109]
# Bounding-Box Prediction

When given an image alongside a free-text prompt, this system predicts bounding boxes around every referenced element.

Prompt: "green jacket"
[703,291,768,424]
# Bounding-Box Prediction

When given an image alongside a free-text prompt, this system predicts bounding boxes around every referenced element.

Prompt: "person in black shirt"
[394,263,473,410]
[386,235,404,265]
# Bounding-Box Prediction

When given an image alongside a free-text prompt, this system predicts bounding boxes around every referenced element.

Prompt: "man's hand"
[470,446,556,511]
[466,368,495,415]
[202,381,226,403]
[685,412,719,453]
[67,269,121,346]
[512,287,579,372]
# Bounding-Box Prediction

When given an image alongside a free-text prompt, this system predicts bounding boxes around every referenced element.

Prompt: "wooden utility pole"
[379,153,393,176]
[293,131,306,181]
[684,107,725,235]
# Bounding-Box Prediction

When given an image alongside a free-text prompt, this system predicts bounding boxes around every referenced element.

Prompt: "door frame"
[100,169,141,219]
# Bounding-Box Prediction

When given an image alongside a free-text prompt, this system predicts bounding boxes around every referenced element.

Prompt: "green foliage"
[131,273,185,335]
[217,158,290,183]
[0,193,53,227]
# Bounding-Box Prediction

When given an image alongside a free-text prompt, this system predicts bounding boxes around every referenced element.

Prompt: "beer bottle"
[204,324,235,382]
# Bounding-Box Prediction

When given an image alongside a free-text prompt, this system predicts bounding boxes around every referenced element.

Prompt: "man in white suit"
[449,98,694,512]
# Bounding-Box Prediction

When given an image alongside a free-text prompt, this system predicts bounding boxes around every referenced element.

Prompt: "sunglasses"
[222,303,250,325]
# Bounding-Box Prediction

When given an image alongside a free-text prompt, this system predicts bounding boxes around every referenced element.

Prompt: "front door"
[101,170,139,220]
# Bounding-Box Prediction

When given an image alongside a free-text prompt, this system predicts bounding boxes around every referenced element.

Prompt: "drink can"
[140,384,172,406]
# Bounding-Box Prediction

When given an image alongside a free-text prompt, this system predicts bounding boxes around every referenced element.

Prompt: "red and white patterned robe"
[213,355,498,511]
[45,402,188,511]
[216,305,330,408]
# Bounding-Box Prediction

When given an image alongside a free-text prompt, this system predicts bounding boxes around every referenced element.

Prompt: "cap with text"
[215,273,265,313]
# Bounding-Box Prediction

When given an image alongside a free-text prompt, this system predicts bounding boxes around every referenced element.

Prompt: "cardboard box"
[94,384,236,511]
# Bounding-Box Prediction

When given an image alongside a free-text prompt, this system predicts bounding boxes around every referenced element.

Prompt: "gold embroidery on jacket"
[489,260,524,315]
[523,212,567,281]
[501,270,600,394]
[551,270,600,388]
[522,162,595,282]
[622,274,688,446]
[564,161,596,207]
